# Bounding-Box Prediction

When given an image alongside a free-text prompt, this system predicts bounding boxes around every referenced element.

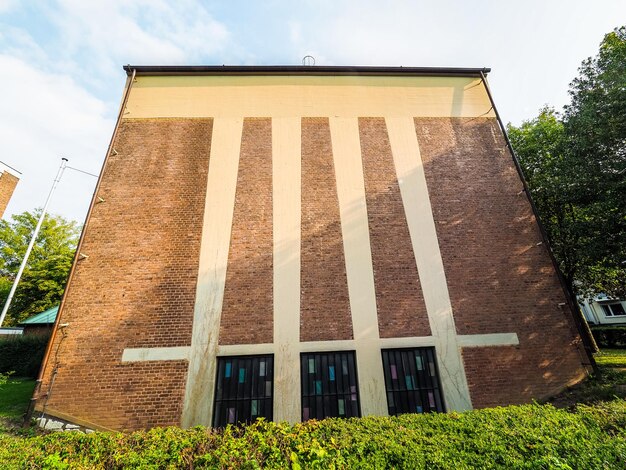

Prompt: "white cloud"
[0,0,623,224]
[0,25,50,67]
[0,54,113,222]
[288,20,302,45]
[0,0,234,221]
[50,0,231,81]
[0,0,16,13]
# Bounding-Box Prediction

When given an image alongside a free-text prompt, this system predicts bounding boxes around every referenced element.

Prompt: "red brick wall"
[37,112,589,430]
[300,117,353,342]
[414,117,587,407]
[38,118,212,430]
[359,117,430,338]
[0,171,18,218]
[219,118,273,345]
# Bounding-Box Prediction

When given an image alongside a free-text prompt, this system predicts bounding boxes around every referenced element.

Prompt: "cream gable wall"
[125,75,495,119]
[121,73,519,426]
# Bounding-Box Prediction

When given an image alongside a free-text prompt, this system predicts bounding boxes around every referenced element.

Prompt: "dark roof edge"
[123,65,491,77]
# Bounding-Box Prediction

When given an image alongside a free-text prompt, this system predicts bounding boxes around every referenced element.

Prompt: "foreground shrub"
[0,401,625,469]
[0,335,48,377]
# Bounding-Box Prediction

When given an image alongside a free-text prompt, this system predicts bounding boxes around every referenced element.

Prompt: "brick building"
[35,66,593,431]
[0,163,19,218]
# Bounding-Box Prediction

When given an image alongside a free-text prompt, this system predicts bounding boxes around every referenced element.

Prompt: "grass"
[0,377,35,420]
[547,348,626,408]
[594,348,626,368]
[0,376,36,436]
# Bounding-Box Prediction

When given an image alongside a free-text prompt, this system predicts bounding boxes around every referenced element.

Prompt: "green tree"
[508,26,626,298]
[563,26,626,296]
[508,108,580,291]
[0,210,80,326]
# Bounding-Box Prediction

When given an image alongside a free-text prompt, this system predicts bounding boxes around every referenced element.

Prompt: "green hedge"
[0,334,49,378]
[591,325,626,349]
[1,401,625,469]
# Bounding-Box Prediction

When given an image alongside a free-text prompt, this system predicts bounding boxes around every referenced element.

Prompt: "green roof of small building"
[20,306,58,325]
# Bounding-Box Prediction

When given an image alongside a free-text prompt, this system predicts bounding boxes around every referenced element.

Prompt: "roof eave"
[123,65,491,78]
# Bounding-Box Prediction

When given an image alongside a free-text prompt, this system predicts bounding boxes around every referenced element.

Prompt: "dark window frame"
[212,354,274,428]
[300,351,361,421]
[381,347,445,415]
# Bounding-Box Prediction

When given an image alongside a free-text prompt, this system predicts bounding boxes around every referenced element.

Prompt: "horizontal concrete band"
[458,333,520,347]
[122,346,190,362]
[121,333,519,363]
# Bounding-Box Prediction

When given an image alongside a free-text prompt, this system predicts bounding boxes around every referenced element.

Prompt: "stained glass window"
[213,355,273,427]
[381,348,444,415]
[301,351,360,420]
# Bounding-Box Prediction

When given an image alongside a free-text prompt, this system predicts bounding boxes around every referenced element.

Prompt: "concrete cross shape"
[121,116,519,426]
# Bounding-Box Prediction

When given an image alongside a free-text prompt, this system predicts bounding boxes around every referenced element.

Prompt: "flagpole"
[0,158,68,328]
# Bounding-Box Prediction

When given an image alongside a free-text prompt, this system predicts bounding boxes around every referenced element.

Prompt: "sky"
[0,0,624,224]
